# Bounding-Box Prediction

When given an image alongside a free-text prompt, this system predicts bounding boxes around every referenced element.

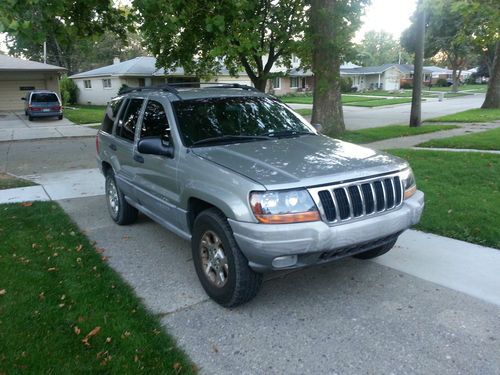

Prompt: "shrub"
[340,77,353,93]
[60,76,78,105]
[401,82,413,89]
[118,84,130,95]
[436,78,448,87]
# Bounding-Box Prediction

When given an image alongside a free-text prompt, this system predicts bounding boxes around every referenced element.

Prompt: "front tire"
[105,171,138,225]
[353,238,398,260]
[192,208,262,307]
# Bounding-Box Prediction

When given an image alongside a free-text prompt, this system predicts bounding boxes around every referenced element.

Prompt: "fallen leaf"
[20,202,33,207]
[38,292,45,300]
[101,256,108,261]
[32,243,37,249]
[74,326,81,335]
[0,289,6,296]
[173,363,182,371]
[47,267,58,272]
[122,235,129,240]
[82,326,101,346]
[95,248,105,254]
[105,337,112,343]
[212,344,219,353]
[58,303,65,308]
[134,355,139,362]
[76,244,83,252]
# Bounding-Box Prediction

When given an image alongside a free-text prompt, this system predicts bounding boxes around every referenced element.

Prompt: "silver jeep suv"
[96,84,424,307]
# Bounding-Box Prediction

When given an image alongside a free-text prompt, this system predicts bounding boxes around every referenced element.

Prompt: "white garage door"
[0,80,46,111]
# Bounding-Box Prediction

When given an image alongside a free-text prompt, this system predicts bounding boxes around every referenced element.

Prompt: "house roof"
[0,54,66,72]
[288,63,361,77]
[69,56,235,79]
[340,63,432,76]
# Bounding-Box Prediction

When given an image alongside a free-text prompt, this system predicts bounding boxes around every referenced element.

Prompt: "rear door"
[29,92,60,112]
[111,97,145,199]
[134,99,181,226]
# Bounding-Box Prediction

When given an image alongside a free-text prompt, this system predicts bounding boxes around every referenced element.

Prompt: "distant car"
[22,90,63,121]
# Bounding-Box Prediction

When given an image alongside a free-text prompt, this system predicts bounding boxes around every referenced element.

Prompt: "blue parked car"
[22,90,63,121]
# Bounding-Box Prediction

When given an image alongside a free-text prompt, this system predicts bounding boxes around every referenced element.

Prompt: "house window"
[102,79,112,88]
[84,80,92,89]
[290,77,299,88]
[138,78,145,87]
[271,77,281,90]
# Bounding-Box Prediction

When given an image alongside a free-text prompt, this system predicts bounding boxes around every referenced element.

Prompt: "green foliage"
[134,0,308,90]
[60,77,78,105]
[401,82,413,89]
[0,0,131,73]
[118,84,130,95]
[436,78,448,87]
[355,30,412,66]
[340,77,353,93]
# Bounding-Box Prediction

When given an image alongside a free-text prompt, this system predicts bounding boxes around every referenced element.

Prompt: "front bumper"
[229,190,424,272]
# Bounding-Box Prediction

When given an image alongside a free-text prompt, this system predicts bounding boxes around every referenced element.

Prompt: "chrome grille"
[309,174,404,224]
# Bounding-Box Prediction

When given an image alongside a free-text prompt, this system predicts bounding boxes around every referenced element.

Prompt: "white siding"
[74,77,123,105]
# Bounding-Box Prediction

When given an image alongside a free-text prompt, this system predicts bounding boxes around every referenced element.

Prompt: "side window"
[141,100,171,144]
[101,97,124,134]
[116,98,143,142]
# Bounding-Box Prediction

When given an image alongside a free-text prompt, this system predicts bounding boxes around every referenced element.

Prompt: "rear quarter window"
[101,97,125,134]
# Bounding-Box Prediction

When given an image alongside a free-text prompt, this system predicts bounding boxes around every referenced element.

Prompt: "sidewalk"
[0,111,97,141]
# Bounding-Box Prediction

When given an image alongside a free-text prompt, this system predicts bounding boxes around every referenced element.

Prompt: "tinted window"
[101,97,124,134]
[173,96,312,146]
[116,98,143,141]
[31,93,58,103]
[141,100,170,143]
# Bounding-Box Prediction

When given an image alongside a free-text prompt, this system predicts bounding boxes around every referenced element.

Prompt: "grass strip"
[0,202,195,373]
[344,98,414,107]
[339,124,458,144]
[0,173,36,190]
[418,127,500,150]
[426,108,500,123]
[64,105,106,124]
[389,149,500,249]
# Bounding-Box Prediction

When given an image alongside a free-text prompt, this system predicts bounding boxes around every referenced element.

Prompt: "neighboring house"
[424,66,472,84]
[69,56,252,105]
[0,54,66,111]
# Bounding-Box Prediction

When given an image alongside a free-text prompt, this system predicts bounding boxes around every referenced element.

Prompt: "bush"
[436,78,448,87]
[60,76,78,105]
[118,84,130,95]
[340,77,353,93]
[401,82,413,89]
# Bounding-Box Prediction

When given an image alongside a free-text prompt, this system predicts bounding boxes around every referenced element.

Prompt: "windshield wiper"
[191,135,271,147]
[260,130,315,138]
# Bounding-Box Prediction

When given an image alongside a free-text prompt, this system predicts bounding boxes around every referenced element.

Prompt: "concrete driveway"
[0,111,96,141]
[59,195,500,374]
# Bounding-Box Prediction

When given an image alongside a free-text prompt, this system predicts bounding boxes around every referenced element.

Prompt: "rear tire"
[58,115,63,120]
[105,170,138,225]
[192,208,262,307]
[28,115,33,121]
[353,238,398,260]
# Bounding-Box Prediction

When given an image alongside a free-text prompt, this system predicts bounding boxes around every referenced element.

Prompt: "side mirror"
[137,137,174,158]
[312,123,323,133]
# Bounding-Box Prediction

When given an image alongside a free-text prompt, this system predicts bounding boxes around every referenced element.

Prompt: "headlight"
[401,168,417,199]
[250,189,320,224]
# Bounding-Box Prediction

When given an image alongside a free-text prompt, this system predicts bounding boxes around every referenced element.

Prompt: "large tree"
[306,0,368,137]
[356,31,411,67]
[0,0,130,73]
[134,0,307,91]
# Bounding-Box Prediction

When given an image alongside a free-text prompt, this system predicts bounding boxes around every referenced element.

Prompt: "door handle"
[109,144,117,151]
[134,154,144,163]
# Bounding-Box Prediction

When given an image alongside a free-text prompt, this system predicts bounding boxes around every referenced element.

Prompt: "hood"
[192,135,408,190]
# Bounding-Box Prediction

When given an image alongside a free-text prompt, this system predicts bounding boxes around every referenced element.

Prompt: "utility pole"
[409,0,425,127]
[43,41,47,64]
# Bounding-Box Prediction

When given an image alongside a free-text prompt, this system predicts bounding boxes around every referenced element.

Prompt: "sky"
[0,0,418,55]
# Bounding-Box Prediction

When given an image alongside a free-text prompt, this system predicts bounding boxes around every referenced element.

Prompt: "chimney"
[113,57,120,65]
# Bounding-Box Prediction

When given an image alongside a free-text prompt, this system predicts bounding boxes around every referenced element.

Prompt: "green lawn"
[390,149,500,249]
[339,124,458,144]
[64,105,106,124]
[281,95,376,105]
[344,98,413,107]
[426,108,500,123]
[0,173,36,190]
[426,84,487,93]
[0,202,195,373]
[418,127,500,150]
[295,108,312,116]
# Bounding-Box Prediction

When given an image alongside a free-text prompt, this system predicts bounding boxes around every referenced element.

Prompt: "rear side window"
[31,93,59,103]
[141,100,170,143]
[116,98,143,142]
[101,97,124,134]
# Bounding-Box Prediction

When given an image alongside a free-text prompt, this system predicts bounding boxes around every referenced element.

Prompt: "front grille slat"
[314,173,405,224]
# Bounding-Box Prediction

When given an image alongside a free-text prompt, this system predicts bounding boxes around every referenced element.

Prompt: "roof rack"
[120,82,259,98]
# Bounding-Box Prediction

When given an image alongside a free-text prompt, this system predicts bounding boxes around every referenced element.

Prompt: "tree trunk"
[252,77,268,92]
[409,0,425,127]
[310,0,345,137]
[451,67,459,93]
[482,41,500,109]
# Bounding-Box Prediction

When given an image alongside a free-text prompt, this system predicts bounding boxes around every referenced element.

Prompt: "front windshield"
[172,96,314,146]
